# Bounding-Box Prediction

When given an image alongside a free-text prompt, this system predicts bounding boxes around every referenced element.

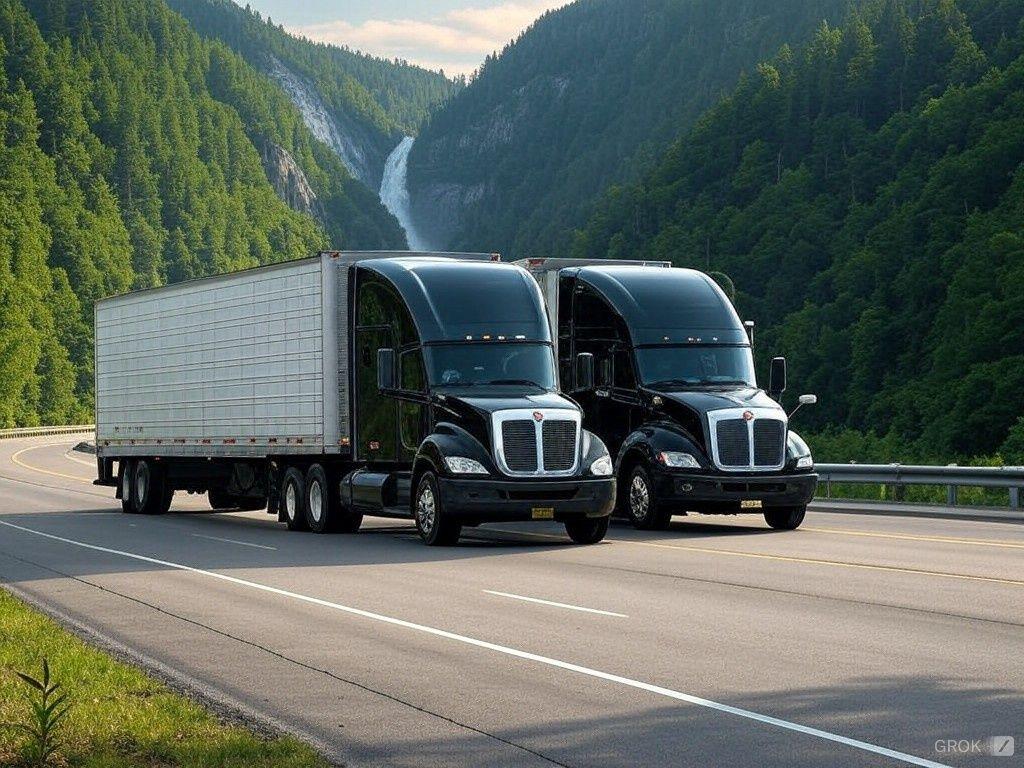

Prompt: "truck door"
[355,326,400,462]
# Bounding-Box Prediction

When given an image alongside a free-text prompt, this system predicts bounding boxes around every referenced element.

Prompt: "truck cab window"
[400,348,426,393]
[612,348,636,389]
[424,343,556,389]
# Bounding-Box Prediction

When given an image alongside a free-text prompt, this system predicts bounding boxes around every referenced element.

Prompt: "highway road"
[1,433,1021,768]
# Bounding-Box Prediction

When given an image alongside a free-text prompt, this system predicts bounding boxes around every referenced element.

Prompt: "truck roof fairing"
[573,265,747,345]
[362,258,552,344]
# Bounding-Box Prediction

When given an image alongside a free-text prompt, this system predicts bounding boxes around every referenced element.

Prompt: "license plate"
[531,507,555,520]
[740,500,763,509]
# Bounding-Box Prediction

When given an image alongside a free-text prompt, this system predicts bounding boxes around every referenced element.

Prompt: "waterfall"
[380,136,429,251]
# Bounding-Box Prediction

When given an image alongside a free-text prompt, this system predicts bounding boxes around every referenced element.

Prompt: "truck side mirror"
[789,393,817,419]
[744,320,755,345]
[575,352,595,392]
[597,357,612,387]
[377,348,396,392]
[768,356,787,401]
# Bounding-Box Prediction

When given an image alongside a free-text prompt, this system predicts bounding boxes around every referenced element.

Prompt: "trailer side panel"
[96,257,332,457]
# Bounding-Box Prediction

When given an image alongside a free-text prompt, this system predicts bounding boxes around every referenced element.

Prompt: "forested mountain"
[0,0,404,427]
[168,0,459,189]
[573,0,1024,459]
[407,0,848,255]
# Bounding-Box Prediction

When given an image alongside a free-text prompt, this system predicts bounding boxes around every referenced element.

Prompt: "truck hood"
[439,390,579,416]
[646,386,785,453]
[653,386,783,415]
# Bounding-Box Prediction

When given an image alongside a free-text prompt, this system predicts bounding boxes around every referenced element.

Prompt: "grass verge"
[0,588,328,767]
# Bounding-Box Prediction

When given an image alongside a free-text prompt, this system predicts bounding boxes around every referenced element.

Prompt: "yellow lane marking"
[804,527,1024,550]
[11,443,95,484]
[491,529,1024,587]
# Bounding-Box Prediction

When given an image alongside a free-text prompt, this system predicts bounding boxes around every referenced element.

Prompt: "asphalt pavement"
[0,434,1021,767]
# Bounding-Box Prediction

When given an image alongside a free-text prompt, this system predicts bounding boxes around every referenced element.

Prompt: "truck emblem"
[742,410,754,421]
[533,411,544,421]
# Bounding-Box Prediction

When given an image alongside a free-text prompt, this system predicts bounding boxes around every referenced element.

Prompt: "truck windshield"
[636,346,756,388]
[425,343,556,389]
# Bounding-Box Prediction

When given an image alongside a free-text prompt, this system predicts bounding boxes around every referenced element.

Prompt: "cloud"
[290,1,570,76]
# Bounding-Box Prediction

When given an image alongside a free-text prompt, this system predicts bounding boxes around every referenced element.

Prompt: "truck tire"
[281,467,309,532]
[764,506,806,530]
[304,464,357,533]
[133,459,167,515]
[119,460,136,514]
[414,472,461,546]
[565,516,609,544]
[626,465,672,530]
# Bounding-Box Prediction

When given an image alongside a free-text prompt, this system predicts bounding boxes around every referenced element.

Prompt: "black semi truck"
[94,252,615,545]
[517,258,817,531]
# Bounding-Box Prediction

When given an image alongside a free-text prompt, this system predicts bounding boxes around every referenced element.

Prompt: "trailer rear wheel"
[281,467,309,531]
[565,516,609,544]
[415,472,461,546]
[133,460,168,515]
[119,460,136,514]
[764,506,806,530]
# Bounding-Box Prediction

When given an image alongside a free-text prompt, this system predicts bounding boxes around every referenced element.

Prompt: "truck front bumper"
[438,476,615,524]
[651,469,817,513]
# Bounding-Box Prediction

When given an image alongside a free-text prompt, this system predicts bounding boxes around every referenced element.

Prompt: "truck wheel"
[565,516,609,544]
[156,482,175,515]
[764,506,806,530]
[626,465,672,530]
[414,472,461,546]
[305,464,350,533]
[133,460,167,515]
[119,460,136,514]
[281,467,309,531]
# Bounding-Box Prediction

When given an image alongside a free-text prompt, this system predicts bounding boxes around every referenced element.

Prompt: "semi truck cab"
[349,257,616,544]
[516,258,817,531]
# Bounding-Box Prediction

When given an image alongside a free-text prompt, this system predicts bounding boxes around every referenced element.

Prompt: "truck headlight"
[589,455,613,476]
[444,456,488,474]
[796,455,813,469]
[658,451,700,469]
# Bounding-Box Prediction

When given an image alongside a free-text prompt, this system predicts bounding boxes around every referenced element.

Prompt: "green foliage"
[167,0,458,138]
[409,0,849,256]
[573,0,1024,458]
[0,589,326,767]
[10,658,72,766]
[0,0,404,426]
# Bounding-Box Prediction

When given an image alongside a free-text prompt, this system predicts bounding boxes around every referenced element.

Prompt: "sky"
[240,1,570,76]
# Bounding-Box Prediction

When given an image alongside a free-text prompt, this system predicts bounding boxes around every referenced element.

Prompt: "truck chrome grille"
[753,419,785,466]
[492,409,581,476]
[542,420,577,471]
[501,420,538,472]
[709,410,787,472]
[716,419,750,466]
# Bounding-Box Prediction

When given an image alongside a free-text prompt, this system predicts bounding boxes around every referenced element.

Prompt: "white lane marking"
[483,590,627,618]
[0,519,950,768]
[191,533,276,551]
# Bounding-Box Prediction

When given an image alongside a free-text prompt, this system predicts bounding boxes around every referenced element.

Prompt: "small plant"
[11,658,72,766]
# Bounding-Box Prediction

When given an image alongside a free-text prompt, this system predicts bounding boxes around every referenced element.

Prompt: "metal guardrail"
[816,463,1024,509]
[0,425,94,440]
